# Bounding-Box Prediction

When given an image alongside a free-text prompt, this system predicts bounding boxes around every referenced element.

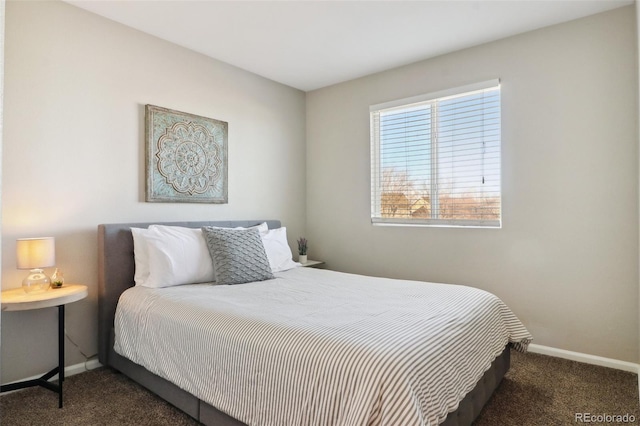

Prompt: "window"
[370,79,501,228]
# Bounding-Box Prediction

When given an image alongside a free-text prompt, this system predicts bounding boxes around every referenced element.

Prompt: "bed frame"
[98,220,510,426]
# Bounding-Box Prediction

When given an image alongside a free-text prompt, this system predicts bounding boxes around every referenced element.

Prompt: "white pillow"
[151,222,269,235]
[247,222,269,234]
[131,223,271,287]
[131,227,154,286]
[232,222,269,234]
[261,227,300,273]
[143,226,215,288]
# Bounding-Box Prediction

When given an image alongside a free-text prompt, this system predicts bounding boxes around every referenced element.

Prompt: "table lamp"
[17,237,55,293]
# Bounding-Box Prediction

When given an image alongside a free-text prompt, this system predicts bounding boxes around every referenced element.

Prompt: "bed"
[98,220,531,426]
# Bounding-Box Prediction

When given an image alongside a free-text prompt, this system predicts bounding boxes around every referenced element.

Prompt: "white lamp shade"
[16,237,55,269]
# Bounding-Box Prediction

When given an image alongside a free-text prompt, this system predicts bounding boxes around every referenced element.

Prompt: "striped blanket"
[115,267,531,426]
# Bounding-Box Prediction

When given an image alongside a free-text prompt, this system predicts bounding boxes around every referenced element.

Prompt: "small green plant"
[50,268,64,288]
[297,237,308,255]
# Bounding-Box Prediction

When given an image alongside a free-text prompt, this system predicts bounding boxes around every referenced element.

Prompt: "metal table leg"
[0,304,65,408]
[58,304,64,408]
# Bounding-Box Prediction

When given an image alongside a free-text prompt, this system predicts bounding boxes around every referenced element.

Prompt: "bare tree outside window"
[379,169,499,221]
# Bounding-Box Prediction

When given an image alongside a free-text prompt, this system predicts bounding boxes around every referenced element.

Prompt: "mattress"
[114,267,531,426]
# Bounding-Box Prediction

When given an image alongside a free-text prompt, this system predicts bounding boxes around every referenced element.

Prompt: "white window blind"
[370,79,501,227]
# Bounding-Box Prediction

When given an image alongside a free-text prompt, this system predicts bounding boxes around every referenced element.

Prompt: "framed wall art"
[145,105,228,203]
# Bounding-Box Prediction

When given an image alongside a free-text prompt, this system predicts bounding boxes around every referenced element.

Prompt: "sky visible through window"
[380,87,500,197]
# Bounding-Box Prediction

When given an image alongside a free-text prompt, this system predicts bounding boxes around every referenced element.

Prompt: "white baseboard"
[64,359,102,377]
[528,343,639,374]
[1,358,102,390]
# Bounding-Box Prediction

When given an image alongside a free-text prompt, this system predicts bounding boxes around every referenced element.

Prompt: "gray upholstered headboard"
[97,220,281,365]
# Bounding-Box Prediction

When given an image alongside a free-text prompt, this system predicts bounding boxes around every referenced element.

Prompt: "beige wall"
[307,7,639,362]
[1,1,306,382]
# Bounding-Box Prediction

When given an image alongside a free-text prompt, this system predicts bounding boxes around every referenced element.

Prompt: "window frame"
[370,79,502,228]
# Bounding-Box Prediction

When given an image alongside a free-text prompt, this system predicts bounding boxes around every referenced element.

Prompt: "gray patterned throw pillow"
[201,227,274,285]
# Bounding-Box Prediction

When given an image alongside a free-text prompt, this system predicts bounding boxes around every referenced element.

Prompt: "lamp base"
[22,269,51,293]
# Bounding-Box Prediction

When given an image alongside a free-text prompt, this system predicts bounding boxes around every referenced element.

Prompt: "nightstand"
[300,260,325,268]
[1,284,88,408]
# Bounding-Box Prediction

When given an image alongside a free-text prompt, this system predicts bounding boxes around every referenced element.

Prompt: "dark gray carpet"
[1,350,638,425]
[475,351,639,426]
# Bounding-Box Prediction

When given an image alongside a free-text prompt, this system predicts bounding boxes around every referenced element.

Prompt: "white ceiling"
[65,0,633,92]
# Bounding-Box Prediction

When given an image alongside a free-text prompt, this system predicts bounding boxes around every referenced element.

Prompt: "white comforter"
[114,267,531,426]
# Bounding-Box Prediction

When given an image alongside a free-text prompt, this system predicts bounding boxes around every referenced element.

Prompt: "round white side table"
[1,284,88,408]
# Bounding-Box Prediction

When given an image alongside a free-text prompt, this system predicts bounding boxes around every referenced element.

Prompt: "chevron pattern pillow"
[202,227,274,285]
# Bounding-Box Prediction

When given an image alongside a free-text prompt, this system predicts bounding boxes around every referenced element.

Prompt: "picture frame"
[145,105,228,203]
